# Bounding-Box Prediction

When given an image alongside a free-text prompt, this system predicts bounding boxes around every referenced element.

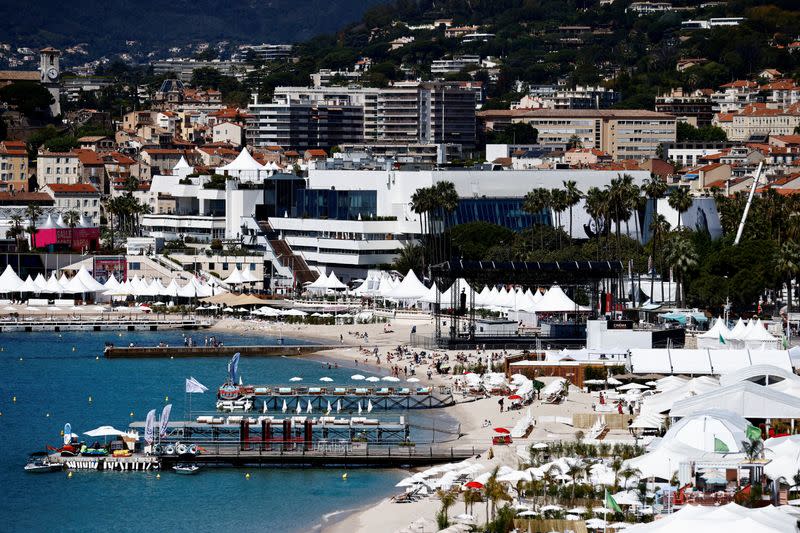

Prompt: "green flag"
[719,333,726,345]
[605,489,622,513]
[714,437,729,453]
[746,425,762,441]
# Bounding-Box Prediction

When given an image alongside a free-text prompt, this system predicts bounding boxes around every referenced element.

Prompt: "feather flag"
[144,409,156,444]
[159,404,172,439]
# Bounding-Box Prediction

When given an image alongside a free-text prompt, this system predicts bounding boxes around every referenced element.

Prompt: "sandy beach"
[210,316,626,533]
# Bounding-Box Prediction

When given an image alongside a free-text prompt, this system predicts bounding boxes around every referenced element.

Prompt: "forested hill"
[0,0,386,52]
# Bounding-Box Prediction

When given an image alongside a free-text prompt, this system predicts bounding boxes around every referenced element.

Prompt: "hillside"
[0,0,386,52]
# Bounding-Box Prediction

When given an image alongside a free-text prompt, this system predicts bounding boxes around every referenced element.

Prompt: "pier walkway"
[1,317,211,333]
[103,344,333,358]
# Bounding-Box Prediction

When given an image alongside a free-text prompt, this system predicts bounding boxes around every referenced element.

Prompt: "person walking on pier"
[498,397,505,413]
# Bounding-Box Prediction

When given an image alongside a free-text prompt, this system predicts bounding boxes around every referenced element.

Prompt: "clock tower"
[39,47,61,117]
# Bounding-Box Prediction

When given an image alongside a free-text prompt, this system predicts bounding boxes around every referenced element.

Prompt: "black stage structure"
[429,259,625,349]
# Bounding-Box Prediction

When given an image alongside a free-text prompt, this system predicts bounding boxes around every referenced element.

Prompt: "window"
[250,264,256,271]
[129,262,141,270]
[222,262,229,270]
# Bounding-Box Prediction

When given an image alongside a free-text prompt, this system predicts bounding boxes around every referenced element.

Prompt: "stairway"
[268,238,318,284]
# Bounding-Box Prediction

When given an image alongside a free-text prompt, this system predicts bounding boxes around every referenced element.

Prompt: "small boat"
[172,463,200,475]
[24,452,62,473]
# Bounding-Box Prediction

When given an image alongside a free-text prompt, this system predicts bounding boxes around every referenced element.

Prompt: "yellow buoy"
[164,396,169,402]
[245,473,250,479]
[156,473,160,479]
[12,396,16,403]
[67,472,73,478]
[342,473,348,480]
[130,411,134,417]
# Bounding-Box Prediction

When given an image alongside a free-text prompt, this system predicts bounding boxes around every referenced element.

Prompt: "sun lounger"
[416,387,431,395]
[376,387,391,395]
[277,387,292,394]
[354,388,368,395]
[308,387,322,394]
[333,387,347,395]
[397,388,411,395]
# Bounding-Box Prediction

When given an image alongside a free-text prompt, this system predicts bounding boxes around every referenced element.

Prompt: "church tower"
[39,47,61,117]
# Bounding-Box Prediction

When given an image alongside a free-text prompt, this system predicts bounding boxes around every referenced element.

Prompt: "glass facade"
[453,198,549,232]
[294,189,377,220]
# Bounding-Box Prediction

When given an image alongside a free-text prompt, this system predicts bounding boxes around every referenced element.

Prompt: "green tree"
[523,188,552,250]
[668,187,693,230]
[25,204,43,249]
[666,234,698,307]
[391,242,424,278]
[563,180,581,244]
[0,82,54,116]
[435,489,457,529]
[5,214,26,251]
[776,241,800,314]
[484,466,511,521]
[486,123,538,145]
[64,210,81,251]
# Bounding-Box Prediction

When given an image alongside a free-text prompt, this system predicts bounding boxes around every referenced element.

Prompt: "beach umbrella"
[282,400,287,413]
[396,477,420,488]
[365,376,380,383]
[367,399,373,413]
[616,383,649,391]
[262,401,267,414]
[306,399,312,414]
[540,505,562,512]
[508,394,522,401]
[289,377,302,382]
[452,514,475,523]
[493,427,510,434]
[357,401,362,415]
[594,507,614,514]
[84,425,127,437]
[407,377,420,383]
[518,511,538,517]
[320,377,333,382]
[464,481,483,489]
[586,518,607,529]
[336,399,341,413]
[351,374,365,380]
[326,401,332,415]
[295,402,302,414]
[567,507,586,514]
[532,442,548,449]
[382,376,400,382]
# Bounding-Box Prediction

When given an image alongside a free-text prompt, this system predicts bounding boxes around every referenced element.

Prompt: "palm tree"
[563,180,581,243]
[649,214,671,303]
[643,174,668,226]
[550,188,569,249]
[523,188,551,251]
[605,176,633,259]
[435,180,459,264]
[102,196,117,250]
[566,462,584,500]
[25,204,43,250]
[392,242,424,277]
[484,466,511,521]
[611,457,624,490]
[668,187,693,230]
[741,438,763,462]
[435,489,457,528]
[776,241,800,315]
[64,209,80,251]
[463,487,482,516]
[619,467,642,490]
[584,186,608,256]
[5,214,25,250]
[666,234,698,307]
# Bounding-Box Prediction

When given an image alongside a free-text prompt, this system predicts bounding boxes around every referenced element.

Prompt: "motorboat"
[172,463,200,475]
[24,452,62,473]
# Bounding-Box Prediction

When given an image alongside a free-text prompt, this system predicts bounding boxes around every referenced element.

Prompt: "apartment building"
[710,81,759,113]
[503,109,676,160]
[36,151,81,185]
[514,85,621,110]
[0,140,28,192]
[40,183,101,224]
[249,82,477,150]
[714,103,800,141]
[430,55,481,76]
[151,59,242,82]
[655,88,714,127]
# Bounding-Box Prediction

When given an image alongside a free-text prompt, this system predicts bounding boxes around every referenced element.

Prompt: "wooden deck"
[0,318,212,333]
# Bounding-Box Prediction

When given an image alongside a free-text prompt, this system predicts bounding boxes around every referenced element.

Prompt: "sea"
[0,331,458,532]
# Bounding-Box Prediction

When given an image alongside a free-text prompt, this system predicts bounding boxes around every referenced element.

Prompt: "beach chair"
[308,387,322,395]
[333,387,347,395]
[277,387,292,395]
[397,387,411,395]
[416,387,431,395]
[376,387,390,395]
[354,388,368,395]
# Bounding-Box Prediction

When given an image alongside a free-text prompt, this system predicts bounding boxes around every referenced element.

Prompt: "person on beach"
[498,398,504,412]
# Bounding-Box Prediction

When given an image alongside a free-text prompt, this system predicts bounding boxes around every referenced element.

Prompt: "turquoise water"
[0,331,446,533]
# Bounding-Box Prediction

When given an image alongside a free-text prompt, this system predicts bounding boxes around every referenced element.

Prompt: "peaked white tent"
[161,279,181,298]
[224,267,246,285]
[33,273,49,292]
[387,270,428,302]
[697,318,732,350]
[75,266,106,292]
[17,275,42,293]
[0,265,24,293]
[533,285,589,313]
[325,272,347,291]
[215,148,265,181]
[45,272,64,294]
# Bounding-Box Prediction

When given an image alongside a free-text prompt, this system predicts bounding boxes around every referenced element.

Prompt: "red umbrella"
[464,481,484,489]
[507,395,522,401]
[494,427,510,434]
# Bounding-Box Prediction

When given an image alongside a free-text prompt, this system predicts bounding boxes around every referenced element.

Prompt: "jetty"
[219,389,455,410]
[103,344,334,358]
[0,317,211,333]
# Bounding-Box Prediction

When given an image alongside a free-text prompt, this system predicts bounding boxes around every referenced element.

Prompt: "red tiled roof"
[719,80,757,89]
[46,183,99,194]
[0,192,52,202]
[74,149,105,166]
[305,149,327,157]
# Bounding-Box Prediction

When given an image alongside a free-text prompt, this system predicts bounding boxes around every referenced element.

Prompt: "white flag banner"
[159,404,172,439]
[185,377,209,393]
[144,409,156,445]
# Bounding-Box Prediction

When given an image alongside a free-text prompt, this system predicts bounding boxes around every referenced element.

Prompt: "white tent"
[103,275,122,291]
[386,270,428,302]
[533,285,589,313]
[663,409,748,453]
[224,267,246,285]
[75,266,106,292]
[17,275,42,293]
[640,376,720,414]
[670,381,800,419]
[743,319,780,349]
[45,272,64,294]
[58,273,71,288]
[63,274,94,294]
[764,435,800,483]
[161,279,180,298]
[621,502,798,532]
[0,264,23,293]
[215,148,265,180]
[697,318,732,350]
[326,271,347,291]
[33,273,50,292]
[728,318,747,339]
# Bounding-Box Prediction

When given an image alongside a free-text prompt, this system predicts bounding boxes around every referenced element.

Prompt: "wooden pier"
[0,318,211,333]
[247,392,455,411]
[103,344,334,358]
